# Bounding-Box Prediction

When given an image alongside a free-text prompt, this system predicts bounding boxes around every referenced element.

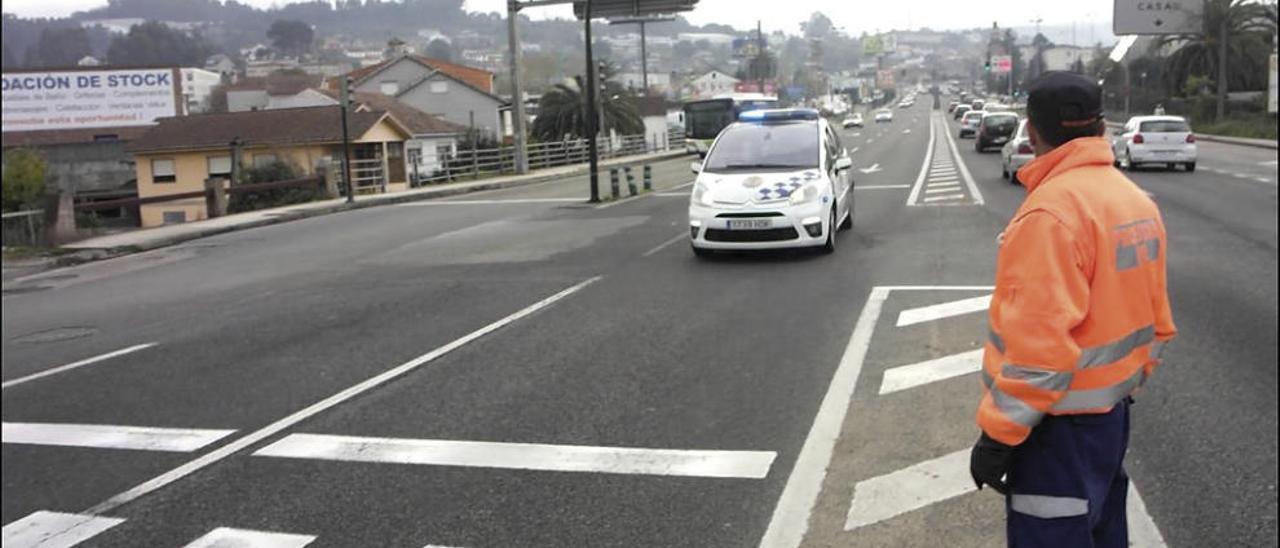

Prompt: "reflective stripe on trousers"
[1011,494,1089,519]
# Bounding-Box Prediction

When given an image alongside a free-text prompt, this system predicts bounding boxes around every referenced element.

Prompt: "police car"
[688,108,854,257]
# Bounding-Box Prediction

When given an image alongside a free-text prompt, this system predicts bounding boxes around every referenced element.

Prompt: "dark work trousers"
[1006,397,1131,548]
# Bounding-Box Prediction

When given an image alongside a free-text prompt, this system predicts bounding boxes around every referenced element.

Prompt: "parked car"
[874,109,894,123]
[958,110,985,138]
[1111,115,1198,171]
[1000,119,1034,183]
[975,112,1019,152]
[953,104,972,120]
[842,113,864,128]
[947,100,959,113]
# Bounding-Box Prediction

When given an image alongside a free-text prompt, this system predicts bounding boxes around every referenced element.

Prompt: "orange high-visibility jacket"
[978,137,1177,446]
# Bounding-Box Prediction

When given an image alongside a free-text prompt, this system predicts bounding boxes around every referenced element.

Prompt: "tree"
[423,38,452,62]
[1155,0,1276,120]
[801,12,835,40]
[267,19,313,58]
[531,64,643,141]
[106,21,213,66]
[24,27,92,67]
[2,43,16,69]
[1,149,47,212]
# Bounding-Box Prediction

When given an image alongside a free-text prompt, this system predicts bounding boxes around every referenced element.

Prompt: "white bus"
[682,92,779,156]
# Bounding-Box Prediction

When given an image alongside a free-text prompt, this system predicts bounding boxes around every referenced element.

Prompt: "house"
[635,96,678,151]
[324,91,467,181]
[226,73,332,112]
[245,59,302,78]
[614,72,672,95]
[204,54,237,82]
[181,68,223,114]
[333,54,504,138]
[688,70,739,98]
[126,106,412,227]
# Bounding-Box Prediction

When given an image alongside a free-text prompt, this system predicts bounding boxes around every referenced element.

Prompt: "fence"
[2,210,46,248]
[410,131,687,187]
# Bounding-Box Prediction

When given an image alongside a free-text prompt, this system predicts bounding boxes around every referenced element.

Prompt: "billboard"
[734,81,777,94]
[876,69,896,90]
[2,68,180,133]
[991,55,1013,74]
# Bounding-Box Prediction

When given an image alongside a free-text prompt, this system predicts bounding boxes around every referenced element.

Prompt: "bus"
[682,92,779,156]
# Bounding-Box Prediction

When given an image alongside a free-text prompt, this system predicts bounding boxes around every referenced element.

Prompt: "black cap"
[1027,71,1104,128]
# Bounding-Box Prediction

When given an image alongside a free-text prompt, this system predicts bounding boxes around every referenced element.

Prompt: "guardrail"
[2,209,46,248]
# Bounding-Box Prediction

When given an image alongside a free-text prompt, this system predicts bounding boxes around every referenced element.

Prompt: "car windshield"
[964,112,984,122]
[1139,120,1190,132]
[983,115,1017,131]
[702,121,818,171]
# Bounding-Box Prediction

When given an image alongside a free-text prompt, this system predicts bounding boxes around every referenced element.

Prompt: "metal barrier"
[2,210,46,248]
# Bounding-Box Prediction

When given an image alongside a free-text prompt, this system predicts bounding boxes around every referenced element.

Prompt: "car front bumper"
[689,201,831,250]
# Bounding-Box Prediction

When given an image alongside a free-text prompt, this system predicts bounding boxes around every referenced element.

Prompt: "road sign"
[876,69,896,90]
[1268,53,1277,114]
[991,55,1013,74]
[863,35,884,55]
[1113,0,1204,35]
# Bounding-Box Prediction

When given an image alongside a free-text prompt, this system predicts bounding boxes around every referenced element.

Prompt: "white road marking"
[255,434,776,479]
[1,511,125,548]
[879,350,983,394]
[1256,177,1274,183]
[183,527,315,548]
[653,192,691,197]
[939,115,986,205]
[927,177,958,184]
[1128,483,1169,547]
[925,186,961,195]
[642,233,688,257]
[844,448,974,530]
[858,163,882,174]
[854,185,911,191]
[2,343,157,390]
[896,294,991,326]
[399,198,583,205]
[867,139,875,144]
[667,180,696,190]
[902,129,912,134]
[1259,160,1278,167]
[2,423,236,453]
[85,277,602,515]
[905,115,938,206]
[849,147,860,154]
[853,133,861,137]
[759,287,889,548]
[923,194,966,202]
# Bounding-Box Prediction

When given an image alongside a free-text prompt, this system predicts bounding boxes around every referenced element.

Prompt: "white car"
[874,109,894,123]
[958,110,984,138]
[689,108,854,256]
[1000,119,1034,184]
[1112,115,1197,171]
[842,113,864,128]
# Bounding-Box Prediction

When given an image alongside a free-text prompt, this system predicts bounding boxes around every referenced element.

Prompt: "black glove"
[970,432,1015,495]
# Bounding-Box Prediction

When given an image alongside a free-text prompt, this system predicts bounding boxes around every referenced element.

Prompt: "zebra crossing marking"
[879,349,983,395]
[1,511,124,548]
[182,527,315,548]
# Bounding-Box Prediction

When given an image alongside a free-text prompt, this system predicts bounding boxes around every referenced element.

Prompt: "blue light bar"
[738,108,820,122]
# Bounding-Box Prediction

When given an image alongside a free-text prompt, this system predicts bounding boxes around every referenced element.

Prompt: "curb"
[1104,120,1276,150]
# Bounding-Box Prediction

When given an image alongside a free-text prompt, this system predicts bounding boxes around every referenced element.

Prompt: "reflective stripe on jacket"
[978,136,1177,446]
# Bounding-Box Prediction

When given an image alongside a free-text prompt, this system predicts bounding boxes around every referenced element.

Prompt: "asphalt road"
[2,101,1275,548]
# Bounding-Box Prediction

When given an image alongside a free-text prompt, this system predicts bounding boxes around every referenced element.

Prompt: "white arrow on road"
[903,129,912,134]
[859,164,883,174]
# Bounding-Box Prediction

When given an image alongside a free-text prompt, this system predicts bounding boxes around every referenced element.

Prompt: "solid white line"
[879,285,995,291]
[255,434,776,479]
[642,233,688,257]
[1128,483,1169,547]
[2,343,157,390]
[183,527,316,548]
[2,423,237,452]
[854,185,911,190]
[844,449,974,530]
[759,287,889,548]
[878,350,983,395]
[654,192,691,197]
[1,511,125,548]
[905,115,938,206]
[399,198,583,205]
[941,115,986,205]
[666,180,696,191]
[849,147,860,154]
[896,294,991,326]
[85,277,602,515]
[923,194,965,202]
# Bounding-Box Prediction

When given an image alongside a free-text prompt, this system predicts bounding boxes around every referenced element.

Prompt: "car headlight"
[691,183,714,207]
[789,184,820,205]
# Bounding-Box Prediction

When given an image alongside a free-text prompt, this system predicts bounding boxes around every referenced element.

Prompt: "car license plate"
[727,219,771,230]
[993,137,1007,143]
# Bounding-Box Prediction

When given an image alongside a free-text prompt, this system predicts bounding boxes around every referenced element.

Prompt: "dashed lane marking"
[254,434,777,479]
[2,423,237,453]
[2,343,158,390]
[641,233,688,257]
[897,294,992,326]
[879,350,983,395]
[0,511,125,548]
[182,527,316,548]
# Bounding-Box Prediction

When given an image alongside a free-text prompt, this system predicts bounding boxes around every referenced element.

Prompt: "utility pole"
[1217,13,1228,121]
[339,76,354,203]
[584,0,600,203]
[757,20,766,94]
[506,0,529,174]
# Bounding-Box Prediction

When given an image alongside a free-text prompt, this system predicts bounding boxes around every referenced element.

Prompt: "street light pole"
[640,21,648,90]
[507,0,529,174]
[584,0,600,203]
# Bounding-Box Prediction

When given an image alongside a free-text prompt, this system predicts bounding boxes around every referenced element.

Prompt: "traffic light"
[984,61,991,74]
[340,76,356,109]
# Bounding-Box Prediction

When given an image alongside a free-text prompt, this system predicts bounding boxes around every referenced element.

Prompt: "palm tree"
[1154,0,1277,120]
[531,63,644,141]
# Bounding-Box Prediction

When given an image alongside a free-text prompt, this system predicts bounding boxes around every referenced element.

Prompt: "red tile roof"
[2,126,153,148]
[343,55,493,94]
[125,106,399,154]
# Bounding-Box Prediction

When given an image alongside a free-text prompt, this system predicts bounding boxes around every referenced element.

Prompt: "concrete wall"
[228,90,269,112]
[353,57,427,96]
[398,73,502,137]
[3,142,137,196]
[642,115,669,151]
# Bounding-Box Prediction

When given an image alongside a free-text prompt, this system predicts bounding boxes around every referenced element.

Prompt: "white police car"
[688,108,854,256]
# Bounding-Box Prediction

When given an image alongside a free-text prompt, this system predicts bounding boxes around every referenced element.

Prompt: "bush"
[1195,118,1279,140]
[2,148,47,212]
[227,160,322,213]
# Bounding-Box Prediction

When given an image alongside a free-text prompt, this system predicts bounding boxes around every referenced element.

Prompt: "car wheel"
[821,206,837,254]
[1011,170,1021,186]
[1124,149,1136,171]
[1185,162,1196,172]
[839,206,853,230]
[1001,161,1009,179]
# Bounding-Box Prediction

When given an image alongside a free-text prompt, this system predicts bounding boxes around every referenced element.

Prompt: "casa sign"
[1113,0,1205,35]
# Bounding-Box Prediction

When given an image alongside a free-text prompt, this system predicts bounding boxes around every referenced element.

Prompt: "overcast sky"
[4,0,1116,36]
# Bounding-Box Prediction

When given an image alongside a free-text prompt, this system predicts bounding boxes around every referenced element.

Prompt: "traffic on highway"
[2,2,1278,548]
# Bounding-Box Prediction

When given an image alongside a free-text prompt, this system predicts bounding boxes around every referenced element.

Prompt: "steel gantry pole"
[507,0,529,174]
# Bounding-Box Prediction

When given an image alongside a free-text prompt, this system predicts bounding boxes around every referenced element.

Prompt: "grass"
[1196,117,1279,141]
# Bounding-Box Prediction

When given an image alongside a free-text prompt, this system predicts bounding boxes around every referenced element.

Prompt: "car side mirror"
[834,157,853,171]
[690,161,702,174]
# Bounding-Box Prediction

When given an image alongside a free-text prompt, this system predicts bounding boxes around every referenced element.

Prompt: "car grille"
[715,212,785,218]
[704,227,800,242]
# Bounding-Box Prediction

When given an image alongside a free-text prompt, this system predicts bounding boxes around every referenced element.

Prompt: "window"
[252,153,278,168]
[207,155,232,178]
[436,143,453,159]
[380,81,399,95]
[703,122,819,172]
[151,158,176,183]
[162,211,187,224]
[1139,120,1190,133]
[429,81,448,94]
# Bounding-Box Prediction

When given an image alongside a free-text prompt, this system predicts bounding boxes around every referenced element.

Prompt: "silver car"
[1000,119,1034,184]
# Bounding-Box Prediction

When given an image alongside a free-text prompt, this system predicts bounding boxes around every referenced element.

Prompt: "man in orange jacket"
[968,71,1177,547]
